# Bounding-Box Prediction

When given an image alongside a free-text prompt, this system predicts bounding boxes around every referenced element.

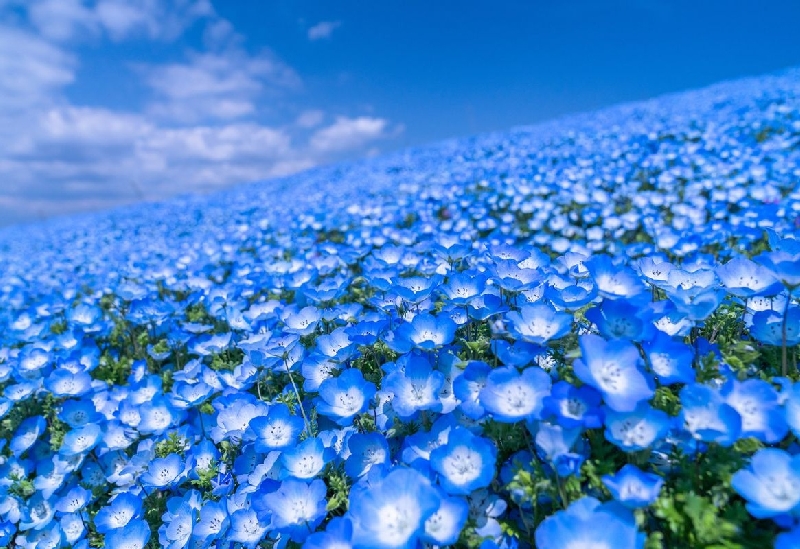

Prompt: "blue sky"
[1,0,799,226]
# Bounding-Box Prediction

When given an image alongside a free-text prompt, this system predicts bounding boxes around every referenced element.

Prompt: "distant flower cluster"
[0,70,799,549]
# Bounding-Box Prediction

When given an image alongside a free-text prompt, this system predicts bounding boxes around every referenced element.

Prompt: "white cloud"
[0,4,400,227]
[307,20,341,41]
[309,116,390,153]
[21,0,213,43]
[295,109,325,128]
[140,49,301,122]
[0,25,75,110]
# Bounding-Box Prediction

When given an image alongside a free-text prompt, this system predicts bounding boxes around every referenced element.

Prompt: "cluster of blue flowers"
[0,69,799,549]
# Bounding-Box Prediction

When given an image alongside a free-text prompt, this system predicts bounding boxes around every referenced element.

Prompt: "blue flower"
[721,377,788,443]
[105,519,151,549]
[59,424,102,456]
[389,313,457,352]
[679,383,742,447]
[259,478,327,542]
[279,436,334,479]
[535,497,645,549]
[505,302,572,345]
[94,493,144,533]
[248,403,305,453]
[315,368,376,426]
[453,360,490,420]
[141,453,185,489]
[383,354,444,418]
[430,427,497,495]
[422,491,469,546]
[604,403,671,452]
[716,257,783,297]
[534,422,585,477]
[479,366,551,423]
[602,465,664,509]
[349,467,441,549]
[228,509,268,549]
[346,432,391,478]
[542,381,603,429]
[585,297,655,342]
[573,334,654,412]
[641,331,695,385]
[732,448,800,519]
[193,501,229,546]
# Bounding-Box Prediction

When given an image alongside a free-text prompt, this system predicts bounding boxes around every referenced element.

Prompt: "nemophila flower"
[301,355,340,392]
[535,497,645,549]
[211,397,269,444]
[55,485,92,515]
[349,467,440,549]
[159,501,196,549]
[59,398,101,428]
[604,404,671,452]
[305,516,353,549]
[750,307,800,346]
[545,276,598,310]
[490,259,543,292]
[679,383,742,447]
[61,512,86,545]
[430,427,497,495]
[585,255,646,298]
[641,331,695,385]
[45,369,93,397]
[389,313,457,353]
[59,424,102,456]
[346,432,391,479]
[141,453,185,489]
[721,377,788,443]
[19,494,55,531]
[755,251,800,291]
[732,448,800,519]
[316,327,358,361]
[138,399,183,436]
[283,305,322,335]
[542,381,603,429]
[573,334,654,413]
[170,381,215,409]
[193,501,229,546]
[279,436,334,480]
[635,256,674,286]
[392,275,443,303]
[716,257,783,297]
[453,360,491,420]
[441,271,487,305]
[10,415,46,456]
[479,366,551,423]
[467,487,508,539]
[98,508,148,545]
[422,490,469,546]
[585,297,655,342]
[228,509,268,549]
[315,369,376,426]
[534,422,585,477]
[602,465,664,509]
[505,302,572,345]
[400,414,458,466]
[259,478,327,542]
[383,354,444,418]
[467,292,509,320]
[248,403,305,453]
[490,340,544,368]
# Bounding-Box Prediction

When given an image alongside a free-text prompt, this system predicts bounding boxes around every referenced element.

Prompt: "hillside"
[0,69,799,548]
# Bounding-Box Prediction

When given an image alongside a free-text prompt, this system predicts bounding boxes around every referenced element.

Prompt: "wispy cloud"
[309,116,390,153]
[139,49,301,122]
[0,4,399,227]
[307,20,341,41]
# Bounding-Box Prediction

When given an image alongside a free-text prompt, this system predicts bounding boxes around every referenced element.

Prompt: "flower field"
[1,68,800,549]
